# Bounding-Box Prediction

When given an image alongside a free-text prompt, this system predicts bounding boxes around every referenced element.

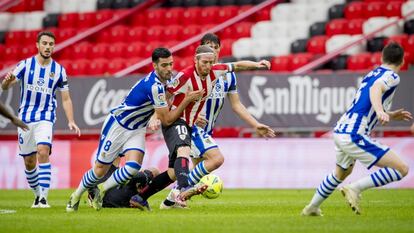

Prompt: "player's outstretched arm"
[232,60,271,72]
[1,72,17,90]
[370,81,389,125]
[61,90,81,136]
[228,93,275,138]
[387,109,413,122]
[0,101,29,131]
[155,89,204,126]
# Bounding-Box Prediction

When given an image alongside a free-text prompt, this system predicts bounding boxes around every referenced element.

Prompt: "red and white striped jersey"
[166,63,233,126]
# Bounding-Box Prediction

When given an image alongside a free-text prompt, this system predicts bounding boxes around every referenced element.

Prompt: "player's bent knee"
[399,163,409,177]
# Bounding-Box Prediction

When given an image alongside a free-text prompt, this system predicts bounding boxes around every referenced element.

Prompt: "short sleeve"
[227,72,237,93]
[211,63,232,82]
[150,83,168,108]
[376,72,400,91]
[12,60,26,80]
[57,67,69,91]
[166,72,189,95]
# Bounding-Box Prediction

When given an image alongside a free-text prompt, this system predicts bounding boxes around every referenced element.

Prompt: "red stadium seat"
[347,53,371,71]
[238,5,254,22]
[163,25,182,41]
[108,25,129,43]
[108,58,127,74]
[20,46,37,58]
[406,35,414,63]
[326,19,348,36]
[5,31,24,46]
[385,1,404,17]
[142,42,162,57]
[26,0,44,11]
[126,27,146,43]
[176,42,197,57]
[200,6,220,25]
[364,1,385,18]
[386,34,409,49]
[271,55,292,72]
[57,28,76,42]
[345,2,367,19]
[182,7,201,26]
[164,7,184,25]
[289,53,313,71]
[72,59,89,76]
[72,42,92,59]
[78,12,96,29]
[0,45,5,60]
[4,46,21,62]
[88,59,109,75]
[217,6,239,23]
[345,19,364,35]
[174,56,193,71]
[145,8,166,26]
[95,10,113,24]
[146,26,164,42]
[232,22,253,38]
[125,42,145,58]
[254,5,271,22]
[220,39,236,57]
[218,26,235,40]
[108,42,127,59]
[307,36,328,54]
[90,43,109,59]
[180,25,201,40]
[59,13,78,28]
[369,52,382,68]
[22,30,39,46]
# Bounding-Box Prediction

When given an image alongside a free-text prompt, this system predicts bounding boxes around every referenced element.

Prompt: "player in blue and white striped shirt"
[302,43,412,216]
[159,33,275,209]
[66,48,203,212]
[1,31,81,208]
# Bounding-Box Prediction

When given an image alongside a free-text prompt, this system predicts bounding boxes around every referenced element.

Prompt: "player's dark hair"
[152,47,172,63]
[200,33,221,46]
[195,45,215,58]
[37,31,56,42]
[382,42,404,66]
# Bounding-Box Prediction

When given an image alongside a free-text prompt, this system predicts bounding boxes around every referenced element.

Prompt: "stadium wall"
[1,71,413,134]
[1,137,414,189]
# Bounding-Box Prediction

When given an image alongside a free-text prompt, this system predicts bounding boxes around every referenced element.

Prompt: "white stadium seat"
[347,35,365,55]
[0,13,12,31]
[363,17,402,37]
[78,0,98,13]
[269,38,291,56]
[25,11,47,30]
[251,38,273,58]
[9,13,25,30]
[44,0,61,13]
[306,3,330,24]
[61,0,80,13]
[289,4,308,22]
[271,3,291,22]
[326,34,351,55]
[402,1,414,21]
[287,20,311,41]
[270,22,289,38]
[232,38,253,58]
[251,21,273,39]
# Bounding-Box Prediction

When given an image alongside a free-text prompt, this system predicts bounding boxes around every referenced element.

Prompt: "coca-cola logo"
[83,80,130,126]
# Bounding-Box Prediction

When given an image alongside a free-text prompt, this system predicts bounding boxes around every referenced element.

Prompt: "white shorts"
[190,126,218,159]
[333,133,390,170]
[96,115,146,164]
[17,121,53,156]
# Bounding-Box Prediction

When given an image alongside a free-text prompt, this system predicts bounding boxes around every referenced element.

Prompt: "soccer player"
[302,42,412,216]
[66,48,204,212]
[0,101,29,130]
[130,45,271,209]
[1,31,81,208]
[159,33,276,209]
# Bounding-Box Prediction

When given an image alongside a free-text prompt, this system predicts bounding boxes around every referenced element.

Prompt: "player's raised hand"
[68,121,81,137]
[377,111,390,125]
[11,117,29,131]
[256,60,271,70]
[388,108,413,121]
[255,123,276,138]
[185,89,205,102]
[4,72,16,82]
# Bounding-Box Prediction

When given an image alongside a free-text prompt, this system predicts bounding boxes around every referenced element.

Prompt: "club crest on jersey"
[37,78,45,86]
[179,134,186,140]
[157,93,166,103]
[171,78,179,88]
[50,72,55,78]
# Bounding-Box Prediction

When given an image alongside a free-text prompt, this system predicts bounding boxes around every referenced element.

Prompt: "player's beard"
[40,50,52,60]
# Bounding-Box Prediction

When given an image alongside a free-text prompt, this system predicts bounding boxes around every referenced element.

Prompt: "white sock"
[38,163,51,200]
[102,161,141,191]
[188,161,210,186]
[349,167,403,192]
[25,167,39,197]
[310,173,342,207]
[74,169,101,197]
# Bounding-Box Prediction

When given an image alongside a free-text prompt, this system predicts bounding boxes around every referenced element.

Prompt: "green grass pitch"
[0,189,413,233]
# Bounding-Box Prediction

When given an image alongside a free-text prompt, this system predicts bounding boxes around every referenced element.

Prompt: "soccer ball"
[199,174,223,199]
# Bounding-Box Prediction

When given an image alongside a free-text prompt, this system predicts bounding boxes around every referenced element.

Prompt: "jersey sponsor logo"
[26,84,53,95]
[37,78,45,86]
[157,93,166,103]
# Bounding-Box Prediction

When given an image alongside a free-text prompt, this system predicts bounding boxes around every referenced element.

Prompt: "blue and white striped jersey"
[13,56,69,123]
[203,72,237,135]
[334,66,400,135]
[110,71,168,130]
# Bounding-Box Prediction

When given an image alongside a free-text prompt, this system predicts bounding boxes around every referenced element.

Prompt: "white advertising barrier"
[0,138,413,189]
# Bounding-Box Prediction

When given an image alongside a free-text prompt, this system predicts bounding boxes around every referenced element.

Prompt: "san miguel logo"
[83,80,130,126]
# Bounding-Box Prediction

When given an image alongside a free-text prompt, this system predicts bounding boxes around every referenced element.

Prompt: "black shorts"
[162,118,192,168]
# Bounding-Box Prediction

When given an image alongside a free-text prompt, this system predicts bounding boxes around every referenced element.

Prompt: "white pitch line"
[0,209,17,214]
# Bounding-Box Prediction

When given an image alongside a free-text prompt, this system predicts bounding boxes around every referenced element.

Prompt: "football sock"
[310,173,342,207]
[25,167,39,197]
[102,161,141,191]
[38,163,51,200]
[188,161,210,186]
[174,157,190,189]
[349,167,403,192]
[74,169,102,197]
[139,171,173,200]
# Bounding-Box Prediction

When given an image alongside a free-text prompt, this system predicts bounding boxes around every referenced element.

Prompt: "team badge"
[37,78,45,86]
[157,93,166,103]
[50,72,55,78]
[171,78,179,88]
[179,135,186,140]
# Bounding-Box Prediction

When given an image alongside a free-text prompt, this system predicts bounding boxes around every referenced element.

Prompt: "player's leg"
[33,121,53,207]
[18,123,40,208]
[302,133,354,216]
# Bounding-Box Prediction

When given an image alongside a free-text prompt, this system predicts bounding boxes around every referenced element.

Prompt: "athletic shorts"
[334,132,390,170]
[161,118,191,168]
[17,121,53,156]
[96,115,146,164]
[190,126,218,159]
